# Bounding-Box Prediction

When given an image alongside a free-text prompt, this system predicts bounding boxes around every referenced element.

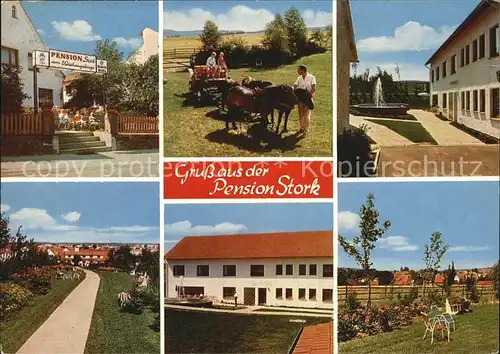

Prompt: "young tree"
[423,231,449,296]
[1,64,30,113]
[444,261,456,296]
[200,20,222,50]
[284,7,308,56]
[493,261,500,299]
[339,193,391,308]
[73,254,83,266]
[262,14,289,54]
[123,54,159,115]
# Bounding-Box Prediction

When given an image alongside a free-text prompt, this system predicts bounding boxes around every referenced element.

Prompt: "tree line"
[195,7,332,68]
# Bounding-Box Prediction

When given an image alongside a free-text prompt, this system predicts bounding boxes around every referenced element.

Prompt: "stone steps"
[57,132,111,154]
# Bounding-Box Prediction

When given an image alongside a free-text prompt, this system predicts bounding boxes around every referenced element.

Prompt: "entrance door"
[244,287,255,305]
[258,288,267,305]
[448,93,455,121]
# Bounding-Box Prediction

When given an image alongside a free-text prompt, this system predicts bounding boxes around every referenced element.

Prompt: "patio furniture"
[446,298,460,315]
[421,312,450,344]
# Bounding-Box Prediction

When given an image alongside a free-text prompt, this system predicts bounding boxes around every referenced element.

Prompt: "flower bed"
[12,268,52,295]
[339,302,430,342]
[0,282,34,321]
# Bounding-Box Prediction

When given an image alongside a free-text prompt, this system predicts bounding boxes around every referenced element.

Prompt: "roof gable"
[166,230,333,260]
[426,0,494,65]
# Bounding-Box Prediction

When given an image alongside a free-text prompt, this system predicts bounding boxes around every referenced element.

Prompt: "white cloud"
[165,220,248,238]
[51,20,101,41]
[377,236,419,251]
[113,37,142,49]
[61,211,81,223]
[448,245,489,252]
[357,21,456,53]
[7,207,156,243]
[338,211,359,233]
[351,61,429,81]
[163,6,331,32]
[1,204,11,213]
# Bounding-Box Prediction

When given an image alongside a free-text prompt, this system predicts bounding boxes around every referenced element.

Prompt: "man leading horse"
[293,64,316,136]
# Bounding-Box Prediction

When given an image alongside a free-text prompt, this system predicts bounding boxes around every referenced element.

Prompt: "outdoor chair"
[255,58,262,69]
[421,312,450,344]
[443,299,458,331]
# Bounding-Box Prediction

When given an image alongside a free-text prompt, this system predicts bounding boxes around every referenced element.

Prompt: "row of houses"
[1,0,158,109]
[165,231,334,309]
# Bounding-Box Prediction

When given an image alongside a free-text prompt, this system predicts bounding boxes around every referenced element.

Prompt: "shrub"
[0,282,33,321]
[424,287,445,306]
[219,36,250,67]
[12,268,52,295]
[344,292,361,313]
[337,125,374,177]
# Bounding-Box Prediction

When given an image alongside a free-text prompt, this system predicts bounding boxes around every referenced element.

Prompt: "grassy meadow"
[84,271,160,354]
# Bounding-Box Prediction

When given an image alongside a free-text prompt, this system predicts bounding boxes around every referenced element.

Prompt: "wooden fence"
[338,284,496,305]
[117,116,159,135]
[164,48,197,59]
[1,113,43,135]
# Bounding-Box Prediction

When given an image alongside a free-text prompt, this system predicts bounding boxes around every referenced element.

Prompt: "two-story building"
[165,230,334,309]
[426,0,500,139]
[126,27,159,65]
[1,0,63,108]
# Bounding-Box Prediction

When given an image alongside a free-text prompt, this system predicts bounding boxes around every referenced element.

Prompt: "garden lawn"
[366,119,437,144]
[165,308,331,353]
[0,272,85,353]
[339,304,499,354]
[164,52,333,157]
[84,271,160,354]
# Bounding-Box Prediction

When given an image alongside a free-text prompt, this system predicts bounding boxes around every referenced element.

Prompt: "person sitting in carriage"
[206,52,217,78]
[217,51,228,78]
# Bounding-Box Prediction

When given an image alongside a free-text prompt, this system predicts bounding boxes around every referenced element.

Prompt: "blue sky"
[164,203,334,251]
[350,0,480,80]
[22,0,158,58]
[339,181,499,271]
[1,183,159,244]
[164,1,332,32]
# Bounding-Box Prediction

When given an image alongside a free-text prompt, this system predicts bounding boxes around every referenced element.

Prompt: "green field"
[164,52,333,157]
[0,272,85,353]
[339,304,499,354]
[366,119,438,144]
[84,271,160,354]
[165,308,331,353]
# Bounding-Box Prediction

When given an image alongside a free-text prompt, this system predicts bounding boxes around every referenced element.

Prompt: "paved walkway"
[1,150,158,178]
[165,304,332,318]
[409,109,484,145]
[18,270,101,354]
[350,115,413,146]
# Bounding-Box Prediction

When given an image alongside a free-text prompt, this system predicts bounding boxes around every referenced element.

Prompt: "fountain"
[351,77,409,116]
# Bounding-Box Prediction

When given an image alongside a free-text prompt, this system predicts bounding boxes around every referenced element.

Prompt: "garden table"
[429,309,451,342]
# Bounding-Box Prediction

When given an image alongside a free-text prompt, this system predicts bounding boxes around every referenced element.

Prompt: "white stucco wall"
[429,7,500,138]
[127,28,158,65]
[166,257,334,309]
[337,0,354,135]
[1,1,63,108]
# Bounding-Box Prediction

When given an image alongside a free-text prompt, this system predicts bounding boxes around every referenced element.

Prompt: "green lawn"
[84,271,160,354]
[339,304,499,354]
[366,119,438,144]
[0,272,85,353]
[164,52,333,157]
[165,308,331,353]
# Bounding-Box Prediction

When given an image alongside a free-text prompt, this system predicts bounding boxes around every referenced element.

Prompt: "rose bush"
[12,268,52,295]
[338,302,430,341]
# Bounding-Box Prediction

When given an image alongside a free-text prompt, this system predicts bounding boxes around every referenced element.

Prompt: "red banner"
[164,161,334,199]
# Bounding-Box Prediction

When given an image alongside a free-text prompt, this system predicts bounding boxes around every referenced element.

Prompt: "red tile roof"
[165,230,333,260]
[393,271,412,286]
[435,273,446,284]
[293,321,333,354]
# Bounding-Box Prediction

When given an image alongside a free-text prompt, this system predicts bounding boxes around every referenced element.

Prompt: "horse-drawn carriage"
[188,65,231,103]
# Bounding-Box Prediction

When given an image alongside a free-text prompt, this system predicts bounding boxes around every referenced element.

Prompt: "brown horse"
[274,88,315,133]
